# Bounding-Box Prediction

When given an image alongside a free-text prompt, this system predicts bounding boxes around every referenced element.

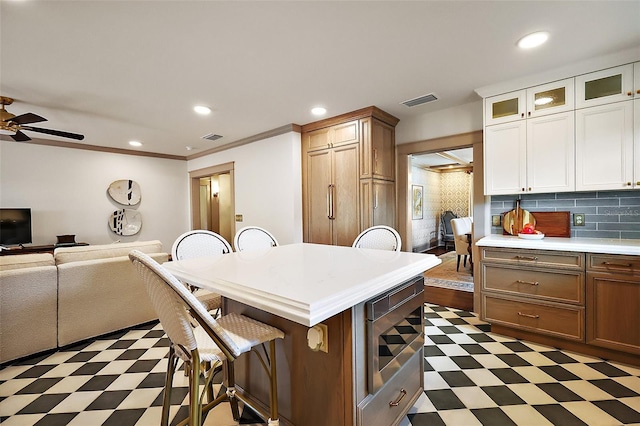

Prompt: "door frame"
[396,130,487,313]
[189,162,235,234]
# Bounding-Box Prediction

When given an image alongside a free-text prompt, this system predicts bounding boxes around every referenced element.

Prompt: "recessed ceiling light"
[517,31,549,49]
[129,140,142,147]
[194,105,211,115]
[311,107,327,116]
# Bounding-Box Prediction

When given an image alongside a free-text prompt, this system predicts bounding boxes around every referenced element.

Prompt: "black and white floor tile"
[1,304,639,425]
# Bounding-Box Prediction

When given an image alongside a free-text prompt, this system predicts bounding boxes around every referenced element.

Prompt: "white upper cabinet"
[484,112,575,195]
[576,101,634,191]
[576,64,634,109]
[526,78,575,118]
[485,79,574,126]
[485,90,526,126]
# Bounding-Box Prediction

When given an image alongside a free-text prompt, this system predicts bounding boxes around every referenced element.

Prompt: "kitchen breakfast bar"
[163,243,440,426]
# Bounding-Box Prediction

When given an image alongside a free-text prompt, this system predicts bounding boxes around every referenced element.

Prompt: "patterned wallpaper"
[412,166,473,251]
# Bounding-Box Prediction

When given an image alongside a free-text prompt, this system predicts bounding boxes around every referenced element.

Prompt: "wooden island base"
[224,298,423,426]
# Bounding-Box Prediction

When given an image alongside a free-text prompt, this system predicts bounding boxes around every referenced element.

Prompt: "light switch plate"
[573,213,585,226]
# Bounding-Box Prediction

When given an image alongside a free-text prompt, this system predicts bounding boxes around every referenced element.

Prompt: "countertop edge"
[476,235,640,256]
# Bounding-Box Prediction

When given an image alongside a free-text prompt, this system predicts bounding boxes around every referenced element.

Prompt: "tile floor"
[1,304,639,425]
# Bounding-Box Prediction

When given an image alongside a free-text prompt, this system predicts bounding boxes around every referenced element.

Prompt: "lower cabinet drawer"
[588,254,640,275]
[482,294,584,341]
[358,350,422,426]
[483,265,584,304]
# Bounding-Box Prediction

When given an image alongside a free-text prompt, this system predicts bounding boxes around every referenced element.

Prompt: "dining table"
[163,242,440,426]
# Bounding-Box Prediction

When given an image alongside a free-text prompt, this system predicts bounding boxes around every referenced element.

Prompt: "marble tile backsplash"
[490,191,640,240]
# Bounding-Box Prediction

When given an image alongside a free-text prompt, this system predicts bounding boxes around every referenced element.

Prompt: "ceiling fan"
[0,96,84,142]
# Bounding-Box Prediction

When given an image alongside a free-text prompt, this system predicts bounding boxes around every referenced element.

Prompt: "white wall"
[411,166,441,251]
[0,141,189,251]
[396,100,483,144]
[187,131,303,245]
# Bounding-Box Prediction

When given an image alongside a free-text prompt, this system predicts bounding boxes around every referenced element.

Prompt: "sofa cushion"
[0,253,55,271]
[54,240,163,265]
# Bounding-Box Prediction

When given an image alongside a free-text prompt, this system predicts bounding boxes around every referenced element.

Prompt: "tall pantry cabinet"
[301,107,399,246]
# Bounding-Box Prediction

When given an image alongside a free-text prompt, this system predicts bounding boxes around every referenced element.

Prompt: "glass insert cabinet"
[485,78,574,126]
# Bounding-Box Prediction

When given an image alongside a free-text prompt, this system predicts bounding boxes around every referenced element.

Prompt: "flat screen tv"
[0,208,32,246]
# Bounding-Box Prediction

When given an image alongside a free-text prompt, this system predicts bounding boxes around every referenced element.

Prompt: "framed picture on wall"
[412,185,423,220]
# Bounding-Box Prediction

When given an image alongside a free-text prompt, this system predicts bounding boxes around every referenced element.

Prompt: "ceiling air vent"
[401,93,438,107]
[202,133,223,141]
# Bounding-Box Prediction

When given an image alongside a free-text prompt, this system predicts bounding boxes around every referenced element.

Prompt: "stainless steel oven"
[366,276,424,393]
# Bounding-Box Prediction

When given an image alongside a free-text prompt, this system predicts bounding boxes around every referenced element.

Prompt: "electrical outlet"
[573,213,585,226]
[235,214,243,222]
[492,215,501,226]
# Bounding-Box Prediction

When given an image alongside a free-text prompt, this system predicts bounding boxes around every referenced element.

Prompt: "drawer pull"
[516,280,539,286]
[515,255,538,261]
[389,388,407,407]
[518,312,540,319]
[603,261,632,268]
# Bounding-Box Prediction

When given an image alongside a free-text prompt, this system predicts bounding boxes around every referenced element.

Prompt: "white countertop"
[163,243,440,327]
[477,234,640,256]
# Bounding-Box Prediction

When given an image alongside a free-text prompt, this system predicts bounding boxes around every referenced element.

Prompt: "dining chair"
[129,250,284,426]
[451,217,473,271]
[441,210,457,251]
[352,225,402,252]
[233,226,279,252]
[171,230,233,313]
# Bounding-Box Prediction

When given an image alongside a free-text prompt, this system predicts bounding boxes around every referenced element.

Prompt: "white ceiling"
[1,1,639,157]
[412,148,473,170]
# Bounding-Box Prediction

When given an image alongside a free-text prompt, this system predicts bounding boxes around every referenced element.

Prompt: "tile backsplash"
[490,191,640,239]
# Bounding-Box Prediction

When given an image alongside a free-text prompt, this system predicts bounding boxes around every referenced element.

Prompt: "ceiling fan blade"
[11,130,32,142]
[22,126,85,141]
[10,112,47,125]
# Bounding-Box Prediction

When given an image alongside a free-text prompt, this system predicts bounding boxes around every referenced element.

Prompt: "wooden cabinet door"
[484,120,526,195]
[576,101,634,191]
[304,127,331,152]
[359,118,395,181]
[306,149,332,244]
[360,179,395,230]
[332,144,360,246]
[526,111,575,193]
[586,272,640,355]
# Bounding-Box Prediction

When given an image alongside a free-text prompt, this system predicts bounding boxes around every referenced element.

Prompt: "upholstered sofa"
[55,240,168,347]
[0,240,168,363]
[0,253,58,363]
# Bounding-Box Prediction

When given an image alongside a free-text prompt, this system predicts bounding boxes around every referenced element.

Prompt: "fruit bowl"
[518,232,545,240]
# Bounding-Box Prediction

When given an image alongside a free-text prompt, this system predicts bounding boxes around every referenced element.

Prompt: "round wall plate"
[109,209,142,236]
[108,179,141,206]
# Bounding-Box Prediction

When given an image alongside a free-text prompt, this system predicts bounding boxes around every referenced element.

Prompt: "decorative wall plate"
[109,209,142,236]
[108,180,141,206]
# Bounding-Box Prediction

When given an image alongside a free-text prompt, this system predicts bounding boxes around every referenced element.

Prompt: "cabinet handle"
[528,111,531,117]
[518,312,540,319]
[515,255,538,261]
[389,389,407,407]
[528,187,532,192]
[603,261,632,268]
[627,91,633,96]
[374,187,378,209]
[373,148,378,173]
[627,182,632,186]
[516,279,539,286]
[521,112,524,118]
[327,184,335,220]
[521,187,525,192]
[637,89,640,95]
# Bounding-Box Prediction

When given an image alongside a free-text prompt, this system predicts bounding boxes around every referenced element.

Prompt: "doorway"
[189,162,236,244]
[396,130,486,313]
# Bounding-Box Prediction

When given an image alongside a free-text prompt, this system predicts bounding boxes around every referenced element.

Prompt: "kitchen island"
[163,243,440,425]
